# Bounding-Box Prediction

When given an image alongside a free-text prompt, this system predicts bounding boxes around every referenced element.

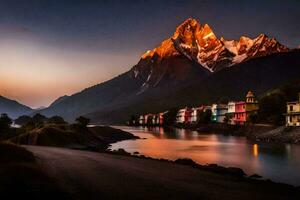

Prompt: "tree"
[223,114,230,124]
[197,109,212,124]
[163,108,179,126]
[258,93,286,125]
[32,113,47,124]
[0,113,12,131]
[75,116,90,127]
[47,116,67,124]
[14,115,32,126]
[128,115,138,126]
[248,112,258,124]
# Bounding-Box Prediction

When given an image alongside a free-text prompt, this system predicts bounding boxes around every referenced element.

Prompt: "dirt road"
[26,145,298,200]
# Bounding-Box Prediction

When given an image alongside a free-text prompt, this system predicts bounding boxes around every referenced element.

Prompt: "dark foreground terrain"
[26,145,299,200]
[0,142,68,199]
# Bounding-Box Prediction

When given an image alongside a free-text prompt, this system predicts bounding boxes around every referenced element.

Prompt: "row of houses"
[138,91,259,126]
[139,112,166,126]
[138,91,300,127]
[175,91,259,125]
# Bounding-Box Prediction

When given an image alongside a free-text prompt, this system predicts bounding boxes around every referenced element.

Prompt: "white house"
[286,93,300,126]
[190,106,212,123]
[227,101,236,125]
[176,108,192,124]
[211,104,228,123]
[191,107,201,123]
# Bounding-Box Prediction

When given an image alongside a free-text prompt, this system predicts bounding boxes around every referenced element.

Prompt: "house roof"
[246,91,255,98]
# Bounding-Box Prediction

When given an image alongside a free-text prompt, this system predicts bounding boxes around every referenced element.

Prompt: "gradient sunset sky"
[0,0,299,108]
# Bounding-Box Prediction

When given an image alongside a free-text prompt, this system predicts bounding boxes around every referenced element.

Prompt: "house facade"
[227,101,236,124]
[191,107,200,123]
[139,112,166,126]
[190,106,212,123]
[211,104,228,123]
[176,108,192,124]
[286,94,300,126]
[233,91,259,125]
[139,115,145,125]
[233,101,246,125]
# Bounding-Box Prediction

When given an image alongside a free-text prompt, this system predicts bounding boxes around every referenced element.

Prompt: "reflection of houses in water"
[253,144,259,157]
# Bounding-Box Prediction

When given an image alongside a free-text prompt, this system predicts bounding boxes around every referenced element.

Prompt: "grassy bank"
[7,124,139,150]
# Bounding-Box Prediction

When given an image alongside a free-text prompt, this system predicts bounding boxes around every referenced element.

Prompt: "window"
[290,106,293,112]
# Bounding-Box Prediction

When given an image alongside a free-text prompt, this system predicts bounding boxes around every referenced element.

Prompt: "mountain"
[85,49,300,123]
[151,18,287,72]
[49,95,70,107]
[37,18,296,123]
[0,95,33,119]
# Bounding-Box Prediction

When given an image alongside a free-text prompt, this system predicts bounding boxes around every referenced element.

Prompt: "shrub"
[0,113,12,131]
[75,116,90,127]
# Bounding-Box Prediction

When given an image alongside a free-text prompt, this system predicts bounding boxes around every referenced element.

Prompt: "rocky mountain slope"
[37,18,297,123]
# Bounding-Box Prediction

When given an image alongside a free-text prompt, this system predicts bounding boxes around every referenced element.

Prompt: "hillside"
[0,96,33,119]
[86,50,300,124]
[36,18,297,124]
[8,124,138,150]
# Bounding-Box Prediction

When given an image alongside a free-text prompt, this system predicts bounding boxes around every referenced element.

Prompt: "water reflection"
[111,126,300,186]
[253,144,258,157]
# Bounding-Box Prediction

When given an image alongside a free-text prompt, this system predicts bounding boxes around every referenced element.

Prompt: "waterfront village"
[135,91,300,127]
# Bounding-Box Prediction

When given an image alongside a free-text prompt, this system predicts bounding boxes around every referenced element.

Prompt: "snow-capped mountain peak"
[132,18,289,92]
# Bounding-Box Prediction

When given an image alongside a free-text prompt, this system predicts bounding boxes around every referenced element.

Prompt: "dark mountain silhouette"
[50,95,70,107]
[0,96,33,119]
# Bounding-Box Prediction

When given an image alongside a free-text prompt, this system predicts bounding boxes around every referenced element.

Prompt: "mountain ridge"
[36,18,297,123]
[0,95,33,119]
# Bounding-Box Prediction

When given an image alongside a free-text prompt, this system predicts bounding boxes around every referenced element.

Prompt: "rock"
[114,148,131,156]
[174,158,197,166]
[203,164,245,177]
[249,174,262,179]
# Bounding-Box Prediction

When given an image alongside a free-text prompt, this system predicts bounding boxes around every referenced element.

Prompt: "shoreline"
[26,145,300,199]
[104,147,300,189]
[131,123,300,145]
[106,126,300,187]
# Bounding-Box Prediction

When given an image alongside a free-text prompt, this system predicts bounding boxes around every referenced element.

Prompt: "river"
[110,126,300,186]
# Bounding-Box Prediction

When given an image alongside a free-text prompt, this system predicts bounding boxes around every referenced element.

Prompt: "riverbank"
[250,126,300,144]
[8,124,139,150]
[26,145,300,200]
[172,123,300,144]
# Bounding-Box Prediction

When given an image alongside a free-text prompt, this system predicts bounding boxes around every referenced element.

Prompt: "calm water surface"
[110,126,300,186]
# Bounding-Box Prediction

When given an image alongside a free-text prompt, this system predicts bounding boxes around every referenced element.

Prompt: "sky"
[0,0,299,108]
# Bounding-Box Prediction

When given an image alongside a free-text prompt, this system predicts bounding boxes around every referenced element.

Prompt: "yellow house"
[245,91,259,113]
[286,94,300,126]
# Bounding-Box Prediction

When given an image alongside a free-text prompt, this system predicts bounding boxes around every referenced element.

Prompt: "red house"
[233,91,259,125]
[233,101,246,125]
